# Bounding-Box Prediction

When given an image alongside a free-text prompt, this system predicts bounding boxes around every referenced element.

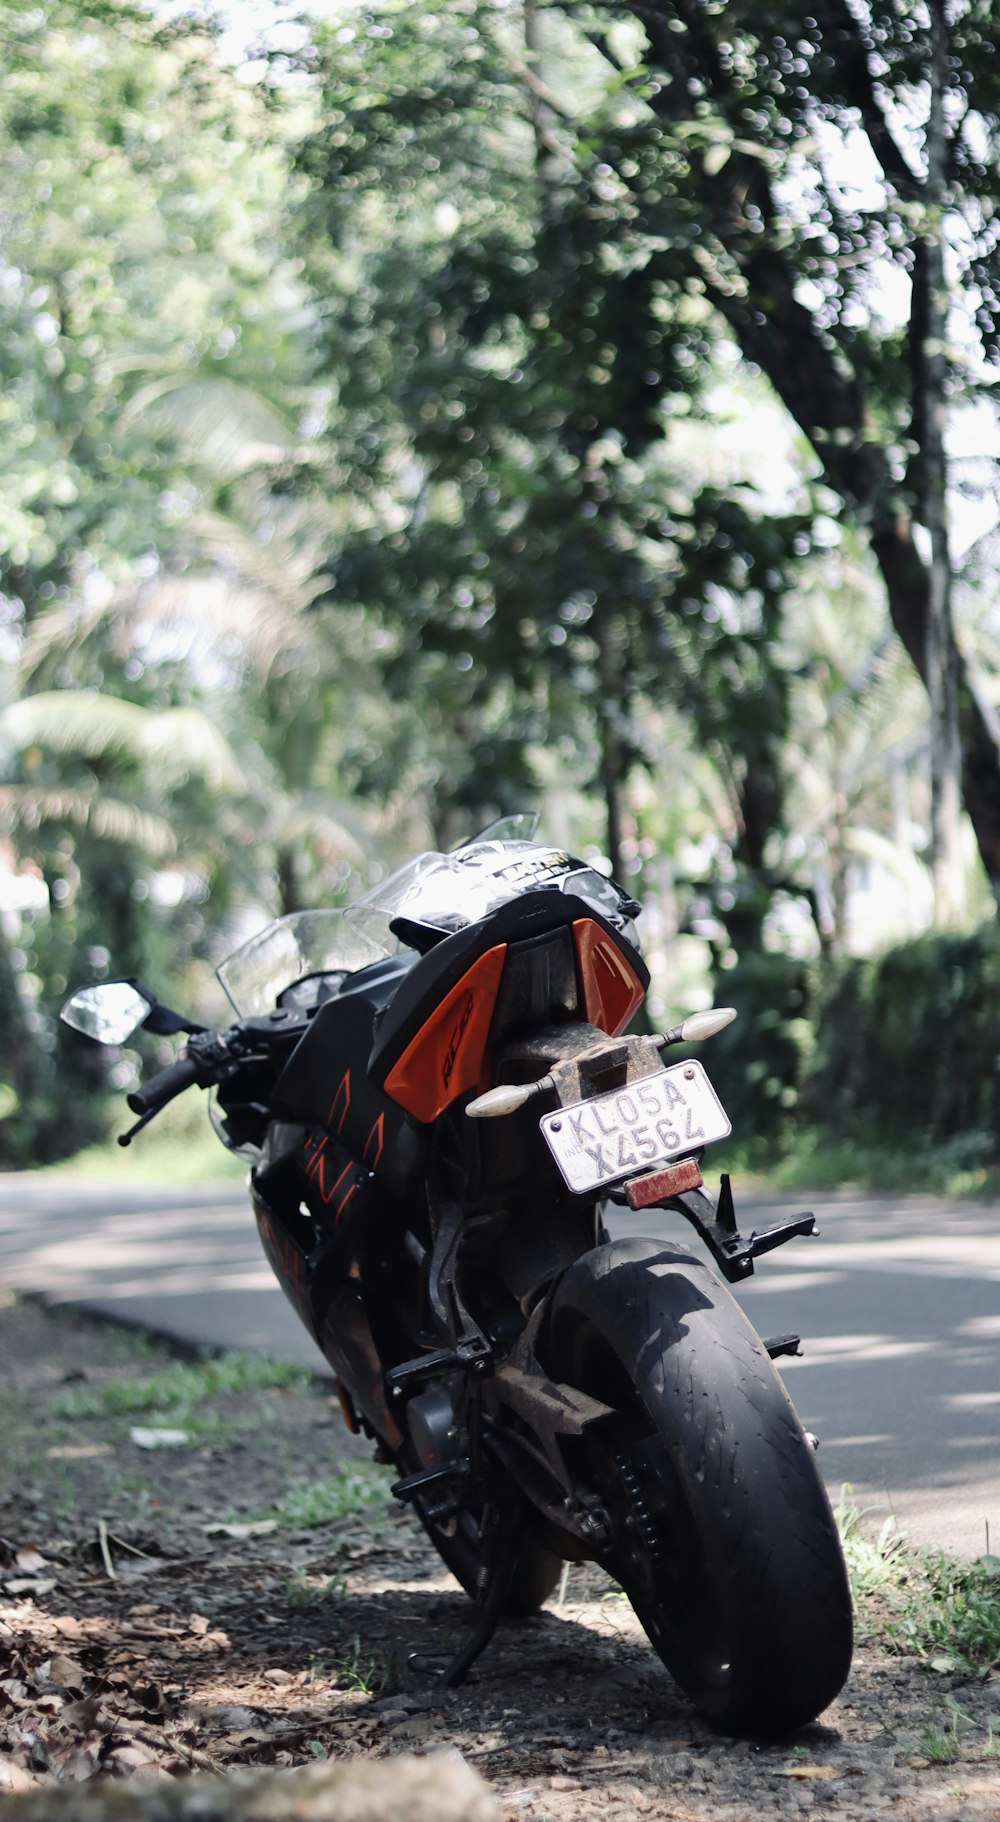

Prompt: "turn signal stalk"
[657,1007,737,1048]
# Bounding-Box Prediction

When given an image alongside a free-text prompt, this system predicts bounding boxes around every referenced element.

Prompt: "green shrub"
[703,949,815,1142]
[806,922,1000,1154]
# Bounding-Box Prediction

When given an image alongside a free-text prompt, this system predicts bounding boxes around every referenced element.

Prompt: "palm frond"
[0,785,177,856]
[844,826,933,897]
[2,694,246,795]
[272,800,367,866]
[121,375,302,477]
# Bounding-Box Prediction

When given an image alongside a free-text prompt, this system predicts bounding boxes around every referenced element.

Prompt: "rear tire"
[544,1238,853,1735]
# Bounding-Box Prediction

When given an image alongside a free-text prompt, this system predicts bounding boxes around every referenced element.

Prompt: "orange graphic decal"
[304,1135,359,1221]
[306,1137,348,1207]
[363,1114,385,1171]
[384,944,508,1122]
[328,1070,351,1135]
[573,919,645,1036]
[334,1181,358,1222]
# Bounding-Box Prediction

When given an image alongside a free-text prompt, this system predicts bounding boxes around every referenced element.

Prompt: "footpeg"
[386,1338,493,1405]
[764,1333,802,1360]
[391,1460,470,1504]
[747,1214,817,1260]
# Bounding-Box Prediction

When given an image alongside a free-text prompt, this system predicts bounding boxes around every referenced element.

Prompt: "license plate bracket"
[539,1060,731,1197]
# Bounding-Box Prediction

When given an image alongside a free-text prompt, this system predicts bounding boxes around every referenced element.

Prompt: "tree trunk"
[629,14,1000,907]
[594,610,626,881]
[914,0,965,924]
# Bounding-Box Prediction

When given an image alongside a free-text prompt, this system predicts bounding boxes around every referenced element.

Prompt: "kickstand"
[408,1530,517,1690]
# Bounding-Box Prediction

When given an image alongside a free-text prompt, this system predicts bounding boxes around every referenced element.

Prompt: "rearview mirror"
[61,981,155,1046]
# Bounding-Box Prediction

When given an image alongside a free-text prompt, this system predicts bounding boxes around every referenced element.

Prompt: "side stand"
[408,1527,517,1690]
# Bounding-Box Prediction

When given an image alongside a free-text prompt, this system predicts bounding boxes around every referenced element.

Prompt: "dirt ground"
[1,1294,998,1821]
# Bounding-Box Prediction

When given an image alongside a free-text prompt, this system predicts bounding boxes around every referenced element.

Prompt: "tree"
[292,0,813,902]
[0,0,330,1159]
[0,0,304,626]
[561,0,1000,911]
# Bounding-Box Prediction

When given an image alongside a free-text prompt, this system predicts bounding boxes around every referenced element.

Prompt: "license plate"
[539,1061,731,1196]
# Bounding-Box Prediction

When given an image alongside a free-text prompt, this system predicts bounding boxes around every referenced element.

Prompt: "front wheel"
[544,1238,853,1735]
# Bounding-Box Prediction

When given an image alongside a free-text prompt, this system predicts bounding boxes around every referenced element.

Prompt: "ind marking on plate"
[540,1061,731,1196]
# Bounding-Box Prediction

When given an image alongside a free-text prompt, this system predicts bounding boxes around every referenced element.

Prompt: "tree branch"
[820,0,923,197]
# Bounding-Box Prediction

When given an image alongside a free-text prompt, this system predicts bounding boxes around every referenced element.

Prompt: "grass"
[53,1350,312,1424]
[723,1132,1000,1197]
[269,1464,394,1529]
[332,1633,392,1696]
[836,1493,1000,1674]
[284,1569,348,1606]
[918,1698,1000,1767]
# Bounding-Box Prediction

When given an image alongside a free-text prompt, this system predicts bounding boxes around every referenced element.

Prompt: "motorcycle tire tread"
[544,1235,853,1737]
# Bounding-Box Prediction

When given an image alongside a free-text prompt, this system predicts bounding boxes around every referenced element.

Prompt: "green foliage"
[292,0,810,865]
[0,2,298,612]
[0,0,333,1164]
[270,1466,394,1529]
[918,1700,1000,1767]
[54,1351,311,1421]
[806,922,1000,1159]
[703,949,814,1140]
[284,1570,348,1606]
[837,1499,1000,1675]
[332,1634,392,1695]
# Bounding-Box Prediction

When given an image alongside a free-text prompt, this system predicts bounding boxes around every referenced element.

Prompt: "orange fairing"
[384,944,508,1122]
[573,919,645,1035]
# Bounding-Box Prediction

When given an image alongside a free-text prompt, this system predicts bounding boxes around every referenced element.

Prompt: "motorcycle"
[62,815,852,1735]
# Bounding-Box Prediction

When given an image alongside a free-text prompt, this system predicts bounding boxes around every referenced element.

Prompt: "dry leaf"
[778,1764,843,1781]
[0,1756,36,1792]
[129,1428,189,1450]
[14,1549,47,1574]
[203,1521,278,1539]
[48,1654,86,1691]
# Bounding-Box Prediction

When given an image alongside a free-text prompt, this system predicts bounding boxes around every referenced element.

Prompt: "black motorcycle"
[63,817,852,1734]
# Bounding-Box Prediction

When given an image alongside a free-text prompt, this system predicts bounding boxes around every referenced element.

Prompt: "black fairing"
[368,886,649,1087]
[270,952,427,1198]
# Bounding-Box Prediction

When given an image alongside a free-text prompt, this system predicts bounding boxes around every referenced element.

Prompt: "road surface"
[0,1174,997,1556]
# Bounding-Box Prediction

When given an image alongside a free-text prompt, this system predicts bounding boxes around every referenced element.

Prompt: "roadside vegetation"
[3,1296,1000,1809]
[837,1498,1000,1676]
[2,0,1000,1188]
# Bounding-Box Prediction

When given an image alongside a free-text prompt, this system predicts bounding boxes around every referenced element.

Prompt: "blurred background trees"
[2,0,999,1172]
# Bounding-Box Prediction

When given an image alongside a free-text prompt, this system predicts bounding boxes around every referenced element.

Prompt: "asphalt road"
[1,1173,997,1558]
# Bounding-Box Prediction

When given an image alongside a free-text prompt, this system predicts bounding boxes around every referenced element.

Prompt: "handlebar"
[119,1021,286,1147]
[127,1051,202,1118]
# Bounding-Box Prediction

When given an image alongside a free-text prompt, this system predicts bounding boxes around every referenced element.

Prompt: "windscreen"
[216,910,383,1016]
[215,816,637,1015]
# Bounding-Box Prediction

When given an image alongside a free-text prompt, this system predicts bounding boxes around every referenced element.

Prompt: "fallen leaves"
[778,1763,846,1780]
[4,1297,1000,1822]
[129,1429,190,1450]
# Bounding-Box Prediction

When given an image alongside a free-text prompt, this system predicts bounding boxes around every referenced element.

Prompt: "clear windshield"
[216,910,383,1016]
[216,814,635,1016]
[345,839,590,948]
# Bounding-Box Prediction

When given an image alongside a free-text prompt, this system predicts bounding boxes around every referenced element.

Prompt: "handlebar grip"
[127,1051,201,1117]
